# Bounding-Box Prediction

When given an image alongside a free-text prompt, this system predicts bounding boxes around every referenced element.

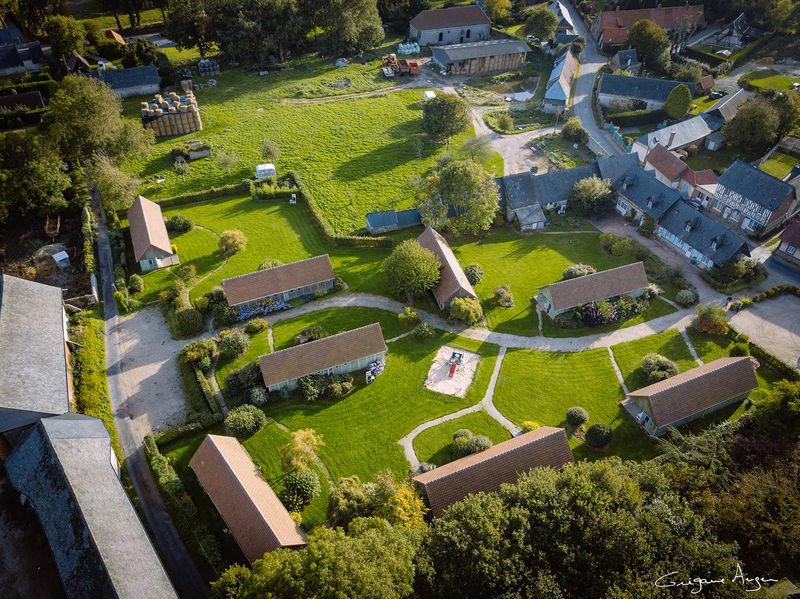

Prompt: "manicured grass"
[266,333,502,481]
[689,94,719,115]
[451,228,643,335]
[741,69,800,91]
[215,328,271,392]
[611,329,697,392]
[759,152,797,180]
[67,0,163,28]
[539,297,677,338]
[686,145,755,174]
[69,307,123,462]
[271,307,405,351]
[530,134,593,169]
[413,410,512,466]
[493,347,658,460]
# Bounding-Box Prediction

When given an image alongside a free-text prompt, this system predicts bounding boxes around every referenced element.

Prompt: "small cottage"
[775,219,800,269]
[127,195,178,272]
[417,227,477,310]
[542,50,577,113]
[597,74,696,111]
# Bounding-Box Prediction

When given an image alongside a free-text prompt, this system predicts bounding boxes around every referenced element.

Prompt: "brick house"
[775,219,800,269]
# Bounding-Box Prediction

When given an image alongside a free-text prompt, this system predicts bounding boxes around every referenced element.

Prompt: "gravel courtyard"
[730,294,800,369]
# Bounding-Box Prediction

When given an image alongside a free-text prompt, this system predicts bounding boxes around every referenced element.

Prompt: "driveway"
[730,294,800,368]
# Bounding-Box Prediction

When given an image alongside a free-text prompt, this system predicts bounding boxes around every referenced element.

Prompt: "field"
[493,347,658,460]
[610,329,697,392]
[413,410,512,466]
[740,69,800,91]
[759,152,797,179]
[66,0,163,28]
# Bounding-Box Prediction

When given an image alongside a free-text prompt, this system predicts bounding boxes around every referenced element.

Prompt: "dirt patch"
[329,78,351,89]
[424,345,480,398]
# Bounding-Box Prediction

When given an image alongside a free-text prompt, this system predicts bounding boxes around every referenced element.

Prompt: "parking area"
[730,294,800,368]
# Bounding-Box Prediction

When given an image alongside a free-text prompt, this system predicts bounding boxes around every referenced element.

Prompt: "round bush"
[246,386,269,407]
[585,424,613,449]
[418,462,437,473]
[219,330,250,358]
[224,404,266,438]
[280,469,321,512]
[212,303,239,326]
[497,112,514,131]
[730,343,750,357]
[676,289,698,307]
[563,263,596,280]
[166,214,193,233]
[128,274,144,294]
[465,435,493,455]
[219,230,247,256]
[449,296,483,324]
[463,263,484,285]
[494,284,515,307]
[610,239,632,256]
[521,420,541,432]
[641,353,678,383]
[413,322,434,339]
[452,435,470,457]
[175,307,203,336]
[561,117,588,143]
[566,407,589,427]
[257,258,284,271]
[197,355,212,374]
[294,325,328,345]
[245,318,269,335]
[453,429,473,441]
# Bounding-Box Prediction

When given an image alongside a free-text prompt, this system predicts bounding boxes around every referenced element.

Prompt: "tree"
[382,239,441,302]
[692,304,729,336]
[561,117,588,143]
[280,469,321,511]
[377,0,431,31]
[460,135,492,163]
[88,155,141,211]
[418,160,499,236]
[0,132,71,225]
[165,0,211,57]
[219,230,247,255]
[524,4,558,40]
[663,83,692,119]
[322,0,384,54]
[449,296,483,324]
[219,330,250,358]
[585,423,612,449]
[723,96,781,152]
[260,139,281,162]
[44,15,87,60]
[569,176,613,215]
[281,428,324,472]
[628,19,670,71]
[485,0,511,23]
[328,472,426,530]
[768,89,800,138]
[422,94,470,140]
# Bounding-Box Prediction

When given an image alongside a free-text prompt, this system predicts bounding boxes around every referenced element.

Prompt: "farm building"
[413,427,573,516]
[624,357,757,436]
[655,201,750,269]
[257,323,387,392]
[704,88,750,123]
[127,195,179,272]
[591,5,706,49]
[633,114,723,161]
[609,48,641,74]
[91,64,160,98]
[417,227,478,310]
[5,414,176,598]
[222,255,335,312]
[537,262,649,318]
[140,90,202,137]
[0,40,44,77]
[542,50,577,113]
[597,74,696,111]
[365,208,423,234]
[0,275,72,434]
[431,39,530,76]
[189,435,307,563]
[643,143,717,204]
[713,159,798,235]
[775,219,800,269]
[409,5,491,46]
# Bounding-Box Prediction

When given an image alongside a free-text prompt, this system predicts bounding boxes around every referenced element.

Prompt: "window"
[788,245,797,256]
[685,222,692,232]
[731,209,741,222]
[713,199,724,212]
[438,32,443,42]
[466,29,471,38]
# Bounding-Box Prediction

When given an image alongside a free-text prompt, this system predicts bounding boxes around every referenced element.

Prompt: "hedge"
[156,181,251,208]
[0,106,49,130]
[748,341,800,382]
[0,78,58,99]
[684,47,728,66]
[151,411,224,447]
[729,284,800,311]
[605,108,667,127]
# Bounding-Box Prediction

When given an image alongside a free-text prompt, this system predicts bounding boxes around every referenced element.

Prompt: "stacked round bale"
[141,87,203,137]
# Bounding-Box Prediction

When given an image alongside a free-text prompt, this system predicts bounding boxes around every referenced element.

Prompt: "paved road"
[91,192,208,599]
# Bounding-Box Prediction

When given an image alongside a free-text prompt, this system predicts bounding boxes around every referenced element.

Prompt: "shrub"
[224,404,266,438]
[464,263,484,285]
[197,355,212,373]
[639,214,657,238]
[641,353,678,383]
[257,258,283,270]
[176,264,197,282]
[465,434,493,454]
[730,343,751,357]
[180,339,216,366]
[563,263,596,280]
[247,386,269,406]
[219,230,247,256]
[194,296,210,314]
[224,362,262,406]
[521,420,541,432]
[294,325,328,345]
[585,424,613,449]
[398,306,420,329]
[692,304,729,337]
[175,307,203,336]
[494,284,515,307]
[566,407,589,427]
[219,330,250,358]
[562,117,588,143]
[298,375,325,402]
[245,318,269,334]
[260,139,281,162]
[280,469,321,512]
[663,83,692,120]
[212,302,239,326]
[414,322,434,339]
[453,429,472,440]
[676,289,699,307]
[497,112,514,131]
[166,214,193,233]
[449,296,483,324]
[599,233,620,251]
[610,239,632,256]
[128,274,144,294]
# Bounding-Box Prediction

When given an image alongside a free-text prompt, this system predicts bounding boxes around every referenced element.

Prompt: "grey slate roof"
[92,64,160,90]
[365,208,422,230]
[0,275,70,432]
[0,45,23,69]
[706,88,750,122]
[432,39,530,63]
[0,26,22,45]
[612,48,639,68]
[597,153,640,187]
[598,74,695,102]
[717,159,795,212]
[618,167,682,220]
[515,203,547,226]
[555,33,580,45]
[658,201,750,265]
[637,113,722,151]
[503,164,599,211]
[5,414,176,599]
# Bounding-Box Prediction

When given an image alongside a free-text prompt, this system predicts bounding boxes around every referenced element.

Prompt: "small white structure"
[255,163,276,180]
[52,251,70,270]
[423,90,437,102]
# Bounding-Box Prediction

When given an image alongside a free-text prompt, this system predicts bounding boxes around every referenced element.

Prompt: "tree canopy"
[422,95,470,140]
[383,239,441,302]
[663,83,692,119]
[723,96,781,153]
[524,4,558,40]
[628,19,670,71]
[569,176,613,215]
[43,15,87,60]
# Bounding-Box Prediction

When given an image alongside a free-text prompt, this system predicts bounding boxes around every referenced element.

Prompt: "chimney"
[668,130,676,148]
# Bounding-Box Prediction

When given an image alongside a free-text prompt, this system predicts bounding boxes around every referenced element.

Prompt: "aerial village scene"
[2,0,800,597]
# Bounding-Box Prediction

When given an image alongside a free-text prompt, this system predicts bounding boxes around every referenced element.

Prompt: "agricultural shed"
[189,435,306,563]
[126,195,178,272]
[257,323,387,392]
[417,227,477,310]
[413,427,573,516]
[91,64,160,98]
[409,5,491,46]
[431,39,530,76]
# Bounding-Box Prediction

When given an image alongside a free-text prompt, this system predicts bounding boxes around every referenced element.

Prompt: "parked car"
[709,90,726,100]
[526,35,539,43]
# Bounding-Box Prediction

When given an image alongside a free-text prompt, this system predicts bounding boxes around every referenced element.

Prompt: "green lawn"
[539,297,677,338]
[493,347,658,460]
[759,152,797,180]
[413,410,512,466]
[66,0,163,28]
[685,145,755,174]
[215,328,271,392]
[740,69,800,91]
[689,94,719,115]
[271,307,405,351]
[611,329,697,392]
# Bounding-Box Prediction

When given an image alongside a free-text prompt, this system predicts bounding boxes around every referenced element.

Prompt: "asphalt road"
[91,192,208,599]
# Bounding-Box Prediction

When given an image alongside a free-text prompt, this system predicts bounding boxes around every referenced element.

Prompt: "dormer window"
[685,221,692,232]
[711,239,718,250]
[647,197,654,208]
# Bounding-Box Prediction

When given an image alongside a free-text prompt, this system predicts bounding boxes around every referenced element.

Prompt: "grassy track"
[413,411,512,466]
[611,329,697,392]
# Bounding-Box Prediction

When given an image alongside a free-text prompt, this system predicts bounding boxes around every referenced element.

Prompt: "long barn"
[431,39,530,76]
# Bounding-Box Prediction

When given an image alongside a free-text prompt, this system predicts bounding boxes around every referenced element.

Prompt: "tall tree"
[164,0,211,57]
[88,155,142,211]
[377,0,430,31]
[662,83,692,119]
[767,88,800,138]
[382,239,441,302]
[321,0,384,54]
[723,97,781,153]
[628,19,670,71]
[569,176,613,215]
[280,428,324,472]
[43,15,87,60]
[485,0,511,23]
[422,94,470,140]
[524,4,558,40]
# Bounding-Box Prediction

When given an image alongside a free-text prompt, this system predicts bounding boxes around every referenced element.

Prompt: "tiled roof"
[617,167,681,220]
[598,74,695,103]
[698,74,715,90]
[541,262,649,311]
[598,5,706,33]
[637,114,721,151]
[105,29,125,44]
[414,427,573,516]
[258,323,387,388]
[432,39,530,62]
[410,5,491,30]
[683,168,717,187]
[600,28,630,45]
[657,201,750,266]
[503,163,598,211]
[0,90,45,110]
[717,159,795,212]
[629,357,757,428]
[780,219,800,247]
[93,64,160,90]
[645,144,689,181]
[126,195,172,261]
[706,88,750,122]
[222,255,335,307]
[417,227,477,307]
[189,435,306,563]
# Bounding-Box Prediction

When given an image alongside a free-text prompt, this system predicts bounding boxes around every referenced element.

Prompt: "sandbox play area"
[424,345,480,398]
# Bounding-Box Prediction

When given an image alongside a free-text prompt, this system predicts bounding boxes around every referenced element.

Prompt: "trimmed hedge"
[0,78,58,99]
[729,284,800,311]
[152,411,223,447]
[156,182,250,208]
[605,108,667,127]
[0,106,49,130]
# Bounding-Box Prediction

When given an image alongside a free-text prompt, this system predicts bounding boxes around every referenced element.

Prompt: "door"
[722,207,731,219]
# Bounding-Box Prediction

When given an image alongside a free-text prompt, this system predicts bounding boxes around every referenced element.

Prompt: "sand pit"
[424,346,480,398]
